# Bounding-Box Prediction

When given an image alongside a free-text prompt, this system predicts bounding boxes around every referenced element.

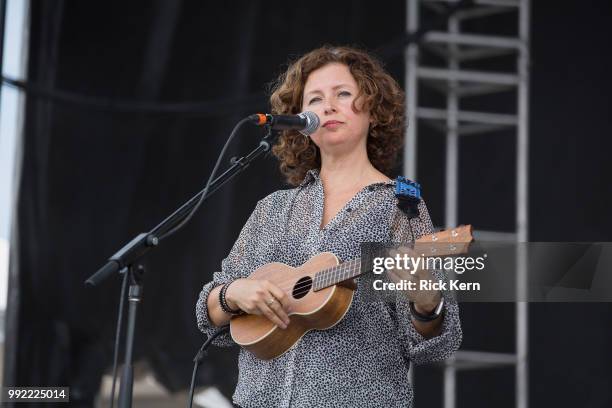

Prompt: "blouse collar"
[297,168,395,189]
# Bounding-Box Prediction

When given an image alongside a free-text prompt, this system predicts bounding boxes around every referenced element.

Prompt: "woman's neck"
[319,149,388,193]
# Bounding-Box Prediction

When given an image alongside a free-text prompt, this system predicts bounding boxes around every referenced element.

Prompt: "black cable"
[156,116,253,241]
[1,76,267,117]
[109,268,129,408]
[98,115,253,407]
[187,326,231,408]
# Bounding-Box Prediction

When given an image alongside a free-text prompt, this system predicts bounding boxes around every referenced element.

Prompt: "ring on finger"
[266,297,277,306]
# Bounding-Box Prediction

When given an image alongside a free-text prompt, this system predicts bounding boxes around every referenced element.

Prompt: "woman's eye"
[338,91,351,97]
[308,97,321,105]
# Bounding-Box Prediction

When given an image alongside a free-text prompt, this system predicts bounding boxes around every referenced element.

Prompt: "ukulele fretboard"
[313,257,363,291]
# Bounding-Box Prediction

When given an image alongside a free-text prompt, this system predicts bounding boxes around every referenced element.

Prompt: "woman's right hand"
[225,278,291,329]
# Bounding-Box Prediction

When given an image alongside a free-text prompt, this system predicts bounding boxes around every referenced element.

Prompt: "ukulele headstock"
[413,225,473,257]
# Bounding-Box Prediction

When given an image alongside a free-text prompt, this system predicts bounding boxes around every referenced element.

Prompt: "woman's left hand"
[385,246,442,313]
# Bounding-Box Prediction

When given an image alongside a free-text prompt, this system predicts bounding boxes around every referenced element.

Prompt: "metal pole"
[445,16,459,231]
[404,0,419,180]
[516,1,530,407]
[405,0,419,394]
[444,15,460,408]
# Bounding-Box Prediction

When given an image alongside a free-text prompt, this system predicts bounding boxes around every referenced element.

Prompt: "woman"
[196,45,462,408]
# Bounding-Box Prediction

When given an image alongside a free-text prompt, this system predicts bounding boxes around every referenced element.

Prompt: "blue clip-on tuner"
[395,176,421,219]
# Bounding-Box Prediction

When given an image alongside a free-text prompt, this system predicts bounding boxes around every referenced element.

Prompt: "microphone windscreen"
[299,111,320,136]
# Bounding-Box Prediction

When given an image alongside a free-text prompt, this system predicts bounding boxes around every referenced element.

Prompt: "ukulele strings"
[271,244,431,295]
[271,260,361,298]
[259,234,466,303]
[271,243,458,297]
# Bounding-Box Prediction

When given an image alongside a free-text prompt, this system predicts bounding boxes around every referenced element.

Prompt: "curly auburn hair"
[269,45,405,186]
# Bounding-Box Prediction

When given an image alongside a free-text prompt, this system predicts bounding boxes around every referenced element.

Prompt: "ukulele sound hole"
[292,276,312,299]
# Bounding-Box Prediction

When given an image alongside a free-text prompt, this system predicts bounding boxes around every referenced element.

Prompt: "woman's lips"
[323,120,343,128]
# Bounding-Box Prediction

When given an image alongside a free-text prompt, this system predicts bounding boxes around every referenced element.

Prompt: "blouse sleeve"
[195,199,265,347]
[388,198,463,365]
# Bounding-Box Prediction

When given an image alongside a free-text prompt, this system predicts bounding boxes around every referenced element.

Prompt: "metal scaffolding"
[404,0,530,407]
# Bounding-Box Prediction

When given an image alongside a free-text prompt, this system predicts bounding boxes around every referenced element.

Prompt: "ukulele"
[230,225,473,360]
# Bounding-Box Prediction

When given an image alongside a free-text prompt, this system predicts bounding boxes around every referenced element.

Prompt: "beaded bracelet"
[219,281,244,316]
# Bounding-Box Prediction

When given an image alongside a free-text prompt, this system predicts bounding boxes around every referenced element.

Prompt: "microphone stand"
[85,124,275,408]
[117,264,143,407]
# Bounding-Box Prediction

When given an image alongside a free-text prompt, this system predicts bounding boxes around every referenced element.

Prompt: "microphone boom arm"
[85,125,277,286]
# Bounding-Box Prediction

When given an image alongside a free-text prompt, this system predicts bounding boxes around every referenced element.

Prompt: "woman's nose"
[323,103,337,115]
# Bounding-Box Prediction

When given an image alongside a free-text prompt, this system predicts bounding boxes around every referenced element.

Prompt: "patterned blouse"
[196,169,462,408]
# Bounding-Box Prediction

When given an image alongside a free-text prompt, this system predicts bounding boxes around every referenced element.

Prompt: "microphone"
[248,111,320,136]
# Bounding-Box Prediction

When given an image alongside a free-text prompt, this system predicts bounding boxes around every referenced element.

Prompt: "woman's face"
[301,63,371,155]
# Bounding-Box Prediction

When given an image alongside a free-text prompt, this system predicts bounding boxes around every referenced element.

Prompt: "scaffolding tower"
[404,0,530,407]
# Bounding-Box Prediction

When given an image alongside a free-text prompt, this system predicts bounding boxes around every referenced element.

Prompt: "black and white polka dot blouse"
[196,169,462,408]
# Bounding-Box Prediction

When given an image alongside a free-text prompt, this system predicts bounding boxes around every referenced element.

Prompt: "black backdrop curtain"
[4,1,612,407]
[6,1,405,406]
